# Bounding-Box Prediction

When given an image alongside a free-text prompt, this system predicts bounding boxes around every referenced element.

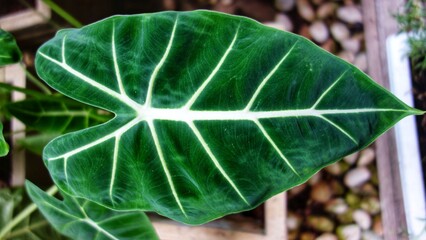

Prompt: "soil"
[410,63,426,184]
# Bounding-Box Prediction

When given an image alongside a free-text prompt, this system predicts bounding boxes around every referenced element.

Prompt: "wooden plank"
[0,0,50,31]
[153,193,286,240]
[361,0,408,239]
[5,64,26,187]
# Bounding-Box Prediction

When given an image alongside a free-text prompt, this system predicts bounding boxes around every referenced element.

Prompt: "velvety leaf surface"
[26,182,159,240]
[0,29,22,66]
[35,11,424,224]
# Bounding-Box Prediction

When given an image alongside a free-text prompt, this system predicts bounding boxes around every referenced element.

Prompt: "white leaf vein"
[318,115,357,144]
[183,28,239,110]
[311,70,348,109]
[39,41,141,112]
[187,121,249,205]
[109,134,121,204]
[112,21,126,96]
[244,40,299,111]
[145,18,178,107]
[147,120,187,217]
[253,119,299,176]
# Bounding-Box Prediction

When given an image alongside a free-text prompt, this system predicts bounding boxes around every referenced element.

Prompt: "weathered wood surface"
[361,0,408,239]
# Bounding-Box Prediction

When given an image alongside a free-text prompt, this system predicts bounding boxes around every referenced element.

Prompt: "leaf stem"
[0,185,58,239]
[19,63,52,95]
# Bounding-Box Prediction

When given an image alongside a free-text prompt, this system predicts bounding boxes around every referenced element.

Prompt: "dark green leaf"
[0,123,8,157]
[18,133,59,155]
[26,181,159,240]
[0,188,67,240]
[0,189,22,228]
[35,11,424,224]
[0,29,22,66]
[6,98,111,134]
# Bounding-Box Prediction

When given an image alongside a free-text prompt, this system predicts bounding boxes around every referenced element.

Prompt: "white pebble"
[341,37,361,53]
[344,167,371,188]
[297,0,315,21]
[308,171,322,185]
[337,5,363,24]
[354,52,368,72]
[353,209,372,230]
[325,162,342,176]
[338,51,356,63]
[331,22,350,42]
[221,0,233,5]
[344,152,359,165]
[287,212,302,230]
[275,0,295,11]
[275,13,294,32]
[317,3,338,19]
[338,224,362,240]
[309,21,329,43]
[264,22,285,31]
[326,198,349,215]
[316,233,338,240]
[361,231,382,240]
[357,148,375,166]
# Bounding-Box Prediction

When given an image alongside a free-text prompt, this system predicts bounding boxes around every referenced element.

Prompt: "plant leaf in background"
[0,188,22,228]
[35,11,424,224]
[5,98,112,134]
[26,181,159,240]
[18,133,60,156]
[0,29,22,66]
[0,188,67,240]
[0,29,22,156]
[0,124,9,157]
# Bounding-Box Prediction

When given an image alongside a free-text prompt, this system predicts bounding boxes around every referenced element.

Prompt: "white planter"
[386,33,426,239]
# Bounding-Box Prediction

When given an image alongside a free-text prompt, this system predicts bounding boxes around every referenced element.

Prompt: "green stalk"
[0,185,58,239]
[20,63,52,95]
[3,221,49,238]
[42,0,83,28]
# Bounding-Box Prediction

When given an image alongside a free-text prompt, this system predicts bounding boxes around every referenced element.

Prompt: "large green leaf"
[35,11,424,224]
[26,182,159,240]
[0,29,22,66]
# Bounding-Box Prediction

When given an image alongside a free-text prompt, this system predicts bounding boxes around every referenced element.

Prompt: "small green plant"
[0,10,425,240]
[395,0,426,72]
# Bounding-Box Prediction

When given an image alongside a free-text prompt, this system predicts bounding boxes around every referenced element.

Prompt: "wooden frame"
[153,193,286,240]
[1,64,26,187]
[0,0,51,31]
[362,0,409,238]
